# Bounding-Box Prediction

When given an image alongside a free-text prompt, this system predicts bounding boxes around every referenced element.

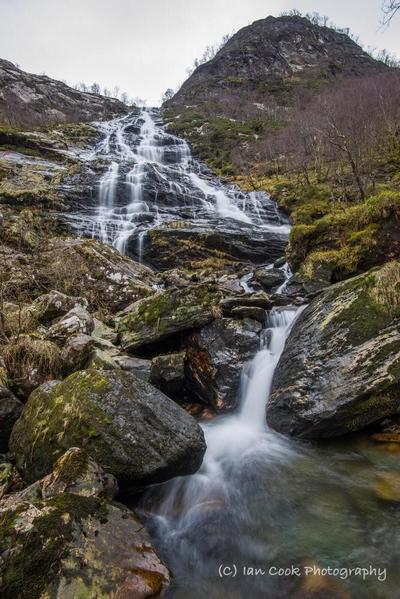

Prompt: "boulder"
[31,290,88,324]
[186,318,262,412]
[0,491,170,598]
[255,266,286,290]
[268,262,400,438]
[220,291,272,316]
[150,352,186,399]
[0,387,23,452]
[47,306,94,345]
[10,368,206,489]
[117,283,222,352]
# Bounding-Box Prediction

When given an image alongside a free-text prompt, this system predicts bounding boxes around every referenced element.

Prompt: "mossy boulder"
[117,283,222,352]
[10,368,206,489]
[268,261,400,438]
[0,493,170,599]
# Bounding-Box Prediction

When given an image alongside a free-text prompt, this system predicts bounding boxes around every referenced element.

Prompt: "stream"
[72,108,400,598]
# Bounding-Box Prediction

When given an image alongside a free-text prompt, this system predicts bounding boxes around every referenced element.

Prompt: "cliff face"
[0,59,128,127]
[169,15,387,108]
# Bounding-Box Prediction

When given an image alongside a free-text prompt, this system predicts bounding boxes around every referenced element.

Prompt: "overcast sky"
[0,0,399,105]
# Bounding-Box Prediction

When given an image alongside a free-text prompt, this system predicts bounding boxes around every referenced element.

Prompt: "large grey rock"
[268,262,400,438]
[117,283,222,351]
[186,318,262,412]
[10,369,206,489]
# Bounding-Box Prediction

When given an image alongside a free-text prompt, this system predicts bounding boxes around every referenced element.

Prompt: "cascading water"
[65,107,290,261]
[140,303,400,598]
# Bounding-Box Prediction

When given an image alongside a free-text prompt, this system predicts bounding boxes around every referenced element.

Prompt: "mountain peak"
[169,15,388,107]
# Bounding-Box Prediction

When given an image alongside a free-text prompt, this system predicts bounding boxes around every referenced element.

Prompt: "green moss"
[51,449,89,486]
[0,493,108,599]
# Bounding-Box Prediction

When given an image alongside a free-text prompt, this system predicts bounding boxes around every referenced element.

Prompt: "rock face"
[186,318,262,411]
[10,369,206,489]
[142,218,288,270]
[268,262,400,438]
[0,58,128,126]
[117,283,222,352]
[0,449,170,598]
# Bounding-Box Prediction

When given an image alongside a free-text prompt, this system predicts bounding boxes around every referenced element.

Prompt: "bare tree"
[382,1,400,24]
[90,82,101,94]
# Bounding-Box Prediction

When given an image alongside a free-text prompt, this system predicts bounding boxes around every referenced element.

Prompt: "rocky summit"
[169,15,386,108]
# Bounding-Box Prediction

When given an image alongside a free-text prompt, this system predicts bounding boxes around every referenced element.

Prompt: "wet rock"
[150,351,186,399]
[186,318,261,412]
[282,272,327,298]
[255,266,286,290]
[230,306,266,322]
[117,283,222,352]
[0,493,170,598]
[47,306,94,345]
[0,387,23,452]
[10,368,206,489]
[268,262,400,438]
[220,291,272,316]
[142,219,288,270]
[373,472,400,502]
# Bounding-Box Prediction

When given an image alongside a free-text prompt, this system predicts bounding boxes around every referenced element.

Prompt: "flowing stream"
[140,307,400,598]
[69,108,400,598]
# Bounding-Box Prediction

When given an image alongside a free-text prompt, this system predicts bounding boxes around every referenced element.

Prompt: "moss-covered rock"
[268,261,400,438]
[10,368,206,489]
[0,492,170,599]
[117,283,222,352]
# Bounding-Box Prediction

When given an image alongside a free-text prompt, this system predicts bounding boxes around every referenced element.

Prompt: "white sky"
[0,0,399,105]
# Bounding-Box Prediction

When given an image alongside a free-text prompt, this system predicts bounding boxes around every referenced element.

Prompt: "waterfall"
[66,107,290,261]
[142,306,301,539]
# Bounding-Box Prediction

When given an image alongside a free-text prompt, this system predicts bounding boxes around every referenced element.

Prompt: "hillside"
[163,15,389,173]
[0,59,128,127]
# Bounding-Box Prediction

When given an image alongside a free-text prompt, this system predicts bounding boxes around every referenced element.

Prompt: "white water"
[144,307,300,531]
[67,108,290,259]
